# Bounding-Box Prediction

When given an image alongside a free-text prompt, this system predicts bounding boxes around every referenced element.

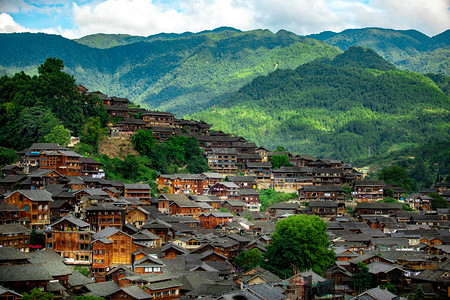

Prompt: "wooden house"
[170,200,202,219]
[4,189,53,230]
[312,168,344,186]
[199,212,234,229]
[133,255,165,274]
[298,185,345,202]
[28,169,65,189]
[0,202,23,225]
[84,203,125,231]
[354,202,402,217]
[160,243,189,259]
[222,200,246,214]
[157,174,207,195]
[0,223,30,252]
[237,189,261,211]
[79,156,104,177]
[226,175,256,189]
[125,207,151,228]
[245,162,272,182]
[267,202,300,217]
[353,180,385,202]
[205,148,238,174]
[123,183,151,203]
[157,193,190,214]
[38,150,83,176]
[142,111,175,127]
[309,201,345,218]
[210,182,239,200]
[92,227,138,281]
[45,215,92,265]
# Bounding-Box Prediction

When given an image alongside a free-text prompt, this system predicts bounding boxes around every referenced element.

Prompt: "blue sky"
[0,0,448,39]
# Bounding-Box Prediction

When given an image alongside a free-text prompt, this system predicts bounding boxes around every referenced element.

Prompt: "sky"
[0,0,449,39]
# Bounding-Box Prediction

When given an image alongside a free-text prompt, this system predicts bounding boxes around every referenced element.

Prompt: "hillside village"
[0,86,449,300]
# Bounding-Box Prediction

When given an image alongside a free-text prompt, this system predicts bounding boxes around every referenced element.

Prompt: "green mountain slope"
[0,29,339,115]
[308,28,450,76]
[192,47,450,165]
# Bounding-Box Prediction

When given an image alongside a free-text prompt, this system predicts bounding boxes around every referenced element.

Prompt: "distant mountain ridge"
[0,27,449,116]
[307,27,450,75]
[0,28,339,115]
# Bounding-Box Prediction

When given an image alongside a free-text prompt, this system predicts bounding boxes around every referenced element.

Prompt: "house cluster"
[86,89,211,141]
[0,89,448,298]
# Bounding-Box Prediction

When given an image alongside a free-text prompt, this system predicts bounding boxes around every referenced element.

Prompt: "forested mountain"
[1,27,449,116]
[308,28,450,76]
[192,47,450,172]
[0,29,339,115]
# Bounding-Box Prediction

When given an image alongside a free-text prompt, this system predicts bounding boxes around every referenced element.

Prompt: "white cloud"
[0,13,27,33]
[1,0,448,38]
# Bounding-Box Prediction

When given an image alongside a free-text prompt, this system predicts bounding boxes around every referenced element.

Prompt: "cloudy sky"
[0,0,448,39]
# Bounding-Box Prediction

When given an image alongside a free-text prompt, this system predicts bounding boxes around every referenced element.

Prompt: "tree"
[380,281,397,295]
[429,193,448,210]
[43,125,71,147]
[22,288,54,300]
[378,165,414,192]
[233,248,264,272]
[271,154,292,169]
[414,284,425,300]
[0,147,17,167]
[30,229,45,248]
[263,214,335,278]
[352,262,371,293]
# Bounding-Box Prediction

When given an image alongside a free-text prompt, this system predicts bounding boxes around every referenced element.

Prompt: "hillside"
[0,29,340,115]
[192,47,450,168]
[308,28,450,76]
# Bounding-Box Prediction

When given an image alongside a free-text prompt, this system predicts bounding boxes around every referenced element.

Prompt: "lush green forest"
[1,27,448,117]
[192,47,450,181]
[0,58,108,150]
[0,28,339,115]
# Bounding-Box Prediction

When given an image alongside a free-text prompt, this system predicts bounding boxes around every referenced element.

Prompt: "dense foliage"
[351,262,371,293]
[0,58,107,150]
[259,189,298,211]
[22,288,54,300]
[309,27,450,76]
[0,29,339,116]
[132,130,209,174]
[263,214,335,278]
[377,165,414,192]
[233,248,264,272]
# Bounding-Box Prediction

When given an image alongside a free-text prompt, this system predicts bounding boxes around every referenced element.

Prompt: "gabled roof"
[6,189,53,202]
[124,183,151,190]
[351,286,398,300]
[160,242,189,255]
[93,227,132,241]
[85,281,121,297]
[0,264,52,282]
[0,223,30,235]
[158,193,190,201]
[224,200,246,207]
[134,255,164,267]
[245,283,287,300]
[51,214,90,229]
[121,286,152,299]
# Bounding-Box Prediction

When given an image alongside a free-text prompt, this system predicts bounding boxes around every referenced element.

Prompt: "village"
[0,87,449,300]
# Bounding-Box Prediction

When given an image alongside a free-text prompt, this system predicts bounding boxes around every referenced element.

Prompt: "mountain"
[74,27,242,49]
[192,47,450,167]
[308,28,450,76]
[0,29,339,115]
